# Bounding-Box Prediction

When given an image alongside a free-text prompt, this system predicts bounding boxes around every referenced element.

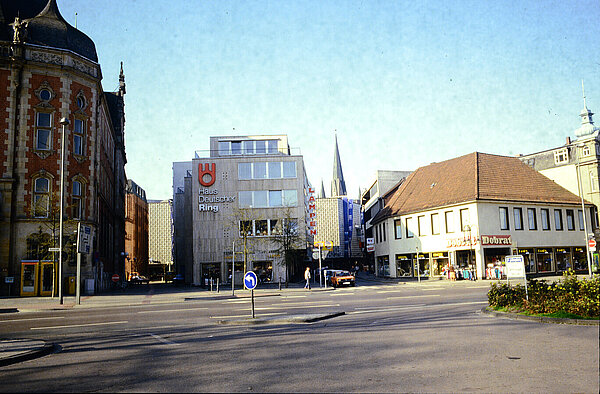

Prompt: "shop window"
[431,213,440,235]
[459,208,469,231]
[36,112,52,150]
[239,220,253,237]
[554,148,568,165]
[377,255,390,277]
[396,255,412,277]
[535,248,553,272]
[578,210,584,231]
[445,211,454,233]
[255,220,268,236]
[554,209,563,231]
[573,247,587,271]
[527,208,537,230]
[566,209,575,231]
[513,208,523,230]
[394,219,402,239]
[499,207,509,230]
[555,248,572,271]
[33,177,50,217]
[541,208,550,230]
[406,217,414,238]
[72,180,82,219]
[73,118,84,156]
[269,219,281,235]
[418,215,426,236]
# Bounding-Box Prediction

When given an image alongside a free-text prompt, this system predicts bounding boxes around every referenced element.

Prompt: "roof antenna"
[582,79,587,109]
[75,12,78,29]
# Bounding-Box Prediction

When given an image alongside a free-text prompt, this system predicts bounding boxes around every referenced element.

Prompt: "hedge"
[487,270,600,319]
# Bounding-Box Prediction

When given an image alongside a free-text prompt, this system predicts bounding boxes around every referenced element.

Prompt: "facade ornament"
[12,17,28,44]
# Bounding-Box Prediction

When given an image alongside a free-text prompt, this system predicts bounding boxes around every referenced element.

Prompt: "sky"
[56,0,599,201]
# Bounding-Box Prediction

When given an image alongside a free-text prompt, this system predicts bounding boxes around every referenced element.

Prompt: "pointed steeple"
[575,80,599,138]
[331,134,347,197]
[118,62,126,96]
[318,179,326,198]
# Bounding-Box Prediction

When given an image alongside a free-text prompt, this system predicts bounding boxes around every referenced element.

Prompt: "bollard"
[217,278,220,293]
[279,277,282,291]
[210,278,213,292]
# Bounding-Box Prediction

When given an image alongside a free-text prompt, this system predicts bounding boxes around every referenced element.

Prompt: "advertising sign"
[505,255,526,278]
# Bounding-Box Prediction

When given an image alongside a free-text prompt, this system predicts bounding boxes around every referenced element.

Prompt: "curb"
[481,307,599,326]
[217,311,346,325]
[0,341,56,367]
[0,308,18,314]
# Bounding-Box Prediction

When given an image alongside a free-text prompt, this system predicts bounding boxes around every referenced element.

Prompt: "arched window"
[33,177,50,217]
[72,180,82,219]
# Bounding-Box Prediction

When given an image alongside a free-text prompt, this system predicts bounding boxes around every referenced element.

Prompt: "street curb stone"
[481,306,599,325]
[0,340,56,367]
[217,311,346,325]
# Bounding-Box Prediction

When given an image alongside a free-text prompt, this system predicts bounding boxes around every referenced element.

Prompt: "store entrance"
[484,247,511,279]
[252,261,273,283]
[200,263,221,286]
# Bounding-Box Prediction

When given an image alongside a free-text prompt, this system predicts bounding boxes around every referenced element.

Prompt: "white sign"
[366,244,375,252]
[78,225,91,254]
[505,255,526,278]
[48,247,60,252]
[366,238,374,245]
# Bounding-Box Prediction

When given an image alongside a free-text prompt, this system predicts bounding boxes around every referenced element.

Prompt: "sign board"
[366,244,375,252]
[78,225,91,254]
[589,239,596,252]
[48,247,60,252]
[505,255,526,279]
[244,271,258,290]
[4,276,14,284]
[111,274,120,283]
[366,238,374,245]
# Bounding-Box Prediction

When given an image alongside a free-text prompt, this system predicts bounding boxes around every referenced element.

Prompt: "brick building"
[0,0,127,296]
[124,180,148,279]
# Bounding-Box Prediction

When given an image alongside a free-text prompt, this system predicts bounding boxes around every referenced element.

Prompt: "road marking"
[210,312,286,319]
[350,306,425,315]
[281,295,307,299]
[137,307,208,314]
[386,295,441,299]
[238,304,340,311]
[150,333,180,346]
[354,304,426,310]
[1,316,64,323]
[272,301,340,306]
[31,321,128,330]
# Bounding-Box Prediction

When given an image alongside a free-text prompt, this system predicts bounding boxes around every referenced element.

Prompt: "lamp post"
[58,117,69,305]
[575,143,593,277]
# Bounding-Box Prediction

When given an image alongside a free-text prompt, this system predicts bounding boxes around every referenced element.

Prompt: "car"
[172,274,185,285]
[129,273,150,285]
[330,270,355,288]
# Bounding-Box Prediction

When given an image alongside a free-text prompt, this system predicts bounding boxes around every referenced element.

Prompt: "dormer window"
[554,148,569,165]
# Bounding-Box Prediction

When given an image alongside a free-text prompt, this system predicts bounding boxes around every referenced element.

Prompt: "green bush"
[487,270,600,319]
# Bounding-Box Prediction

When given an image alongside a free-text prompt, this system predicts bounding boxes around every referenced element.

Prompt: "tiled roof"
[373,152,585,223]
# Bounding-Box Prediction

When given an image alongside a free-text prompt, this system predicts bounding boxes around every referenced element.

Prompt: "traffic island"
[482,307,599,326]
[217,311,346,325]
[0,339,56,367]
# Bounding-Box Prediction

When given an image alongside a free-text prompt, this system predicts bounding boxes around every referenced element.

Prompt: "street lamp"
[575,143,593,277]
[58,117,69,305]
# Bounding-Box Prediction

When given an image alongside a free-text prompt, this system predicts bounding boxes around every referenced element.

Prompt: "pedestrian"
[304,267,311,289]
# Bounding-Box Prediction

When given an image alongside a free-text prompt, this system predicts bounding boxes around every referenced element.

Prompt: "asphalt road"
[0,280,598,393]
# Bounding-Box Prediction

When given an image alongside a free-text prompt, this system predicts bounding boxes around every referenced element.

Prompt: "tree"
[272,206,305,285]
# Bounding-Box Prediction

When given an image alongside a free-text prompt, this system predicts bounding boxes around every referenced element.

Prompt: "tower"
[330,134,347,197]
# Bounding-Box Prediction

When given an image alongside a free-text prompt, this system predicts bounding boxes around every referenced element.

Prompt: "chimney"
[566,136,571,145]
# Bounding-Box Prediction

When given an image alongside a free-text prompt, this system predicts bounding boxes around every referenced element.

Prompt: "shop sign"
[517,248,533,255]
[574,247,584,253]
[432,252,447,258]
[536,248,550,254]
[198,188,236,212]
[366,238,374,245]
[480,235,512,246]
[396,255,410,260]
[447,236,479,248]
[199,163,216,187]
[505,255,525,278]
[556,248,567,253]
[366,244,375,252]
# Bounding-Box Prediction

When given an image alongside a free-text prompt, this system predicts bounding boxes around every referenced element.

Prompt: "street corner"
[481,306,599,326]
[0,338,57,367]
[216,311,346,325]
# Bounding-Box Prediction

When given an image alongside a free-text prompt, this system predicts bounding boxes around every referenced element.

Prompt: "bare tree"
[272,206,305,285]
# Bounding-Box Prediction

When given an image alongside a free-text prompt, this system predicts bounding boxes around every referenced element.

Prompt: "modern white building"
[173,135,312,285]
[148,199,174,271]
[371,152,594,279]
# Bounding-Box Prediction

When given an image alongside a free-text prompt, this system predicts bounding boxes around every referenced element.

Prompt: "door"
[20,261,39,296]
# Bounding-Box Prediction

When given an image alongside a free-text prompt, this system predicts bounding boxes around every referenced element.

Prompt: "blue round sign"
[244,271,258,290]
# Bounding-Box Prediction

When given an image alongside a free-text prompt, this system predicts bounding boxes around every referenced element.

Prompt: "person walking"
[304,267,311,289]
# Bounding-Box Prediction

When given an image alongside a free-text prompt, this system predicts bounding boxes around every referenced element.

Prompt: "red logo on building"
[199,163,216,187]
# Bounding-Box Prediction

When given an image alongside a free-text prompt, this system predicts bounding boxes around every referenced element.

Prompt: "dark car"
[330,270,355,288]
[172,274,185,285]
[129,273,150,285]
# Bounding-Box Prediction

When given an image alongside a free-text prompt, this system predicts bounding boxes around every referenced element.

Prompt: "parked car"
[330,270,355,288]
[129,272,149,285]
[172,274,185,285]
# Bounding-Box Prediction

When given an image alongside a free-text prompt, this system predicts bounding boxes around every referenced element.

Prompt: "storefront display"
[395,255,412,277]
[431,252,449,276]
[536,248,553,272]
[572,247,587,271]
[555,248,572,271]
[516,248,535,273]
[413,253,429,277]
[377,255,390,277]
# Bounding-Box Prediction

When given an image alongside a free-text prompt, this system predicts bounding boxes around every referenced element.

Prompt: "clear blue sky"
[57,0,599,200]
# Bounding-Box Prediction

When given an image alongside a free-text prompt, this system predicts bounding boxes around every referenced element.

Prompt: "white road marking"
[354,304,426,310]
[31,321,128,330]
[281,295,307,299]
[386,295,441,299]
[1,316,64,323]
[137,307,208,314]
[210,312,286,319]
[238,304,340,311]
[150,333,180,346]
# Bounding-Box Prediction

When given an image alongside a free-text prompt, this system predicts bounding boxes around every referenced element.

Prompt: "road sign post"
[244,271,258,318]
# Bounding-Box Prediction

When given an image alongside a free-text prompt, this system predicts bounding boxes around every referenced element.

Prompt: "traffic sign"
[111,274,120,283]
[588,239,596,249]
[48,247,60,252]
[244,271,258,290]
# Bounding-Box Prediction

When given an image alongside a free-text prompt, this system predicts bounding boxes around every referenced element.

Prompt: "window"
[72,180,82,219]
[33,177,50,217]
[267,140,278,154]
[39,89,51,101]
[394,219,402,239]
[268,190,282,207]
[591,172,599,193]
[382,222,386,242]
[499,207,509,230]
[375,224,379,243]
[73,119,84,156]
[527,208,537,230]
[406,217,414,238]
[554,209,563,230]
[459,208,469,231]
[253,191,268,207]
[238,191,252,208]
[554,148,568,164]
[238,163,252,180]
[513,208,523,230]
[268,162,281,179]
[255,140,266,154]
[269,219,281,235]
[445,211,454,233]
[36,112,52,150]
[418,215,426,236]
[253,162,267,179]
[283,190,297,206]
[255,220,268,236]
[431,213,440,235]
[239,220,253,236]
[582,145,591,156]
[283,161,296,178]
[541,209,550,230]
[566,209,575,231]
[218,141,229,155]
[231,141,242,155]
[578,210,584,230]
[243,140,254,154]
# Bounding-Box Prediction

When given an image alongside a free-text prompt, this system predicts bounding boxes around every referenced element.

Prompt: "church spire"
[318,179,326,198]
[575,80,599,138]
[331,133,347,197]
[118,61,126,96]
